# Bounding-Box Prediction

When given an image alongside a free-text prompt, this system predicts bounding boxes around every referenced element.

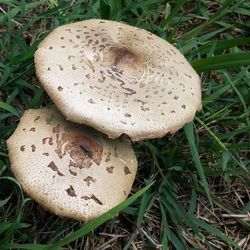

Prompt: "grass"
[0,0,249,249]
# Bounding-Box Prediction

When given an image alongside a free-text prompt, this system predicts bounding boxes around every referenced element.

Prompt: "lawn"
[0,0,249,249]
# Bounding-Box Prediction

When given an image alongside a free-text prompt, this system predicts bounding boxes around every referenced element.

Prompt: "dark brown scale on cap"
[66,185,76,197]
[84,176,96,186]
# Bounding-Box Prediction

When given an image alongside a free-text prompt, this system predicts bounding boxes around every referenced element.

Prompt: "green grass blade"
[188,191,197,215]
[0,101,20,117]
[159,202,169,249]
[0,7,20,25]
[48,182,154,250]
[0,66,11,87]
[29,88,44,108]
[192,52,250,72]
[0,176,24,199]
[161,186,198,233]
[136,187,152,226]
[202,84,232,106]
[191,216,241,249]
[180,0,244,41]
[195,117,227,151]
[198,37,250,55]
[0,222,13,234]
[169,229,186,250]
[108,0,122,20]
[221,150,231,172]
[241,201,250,214]
[224,72,249,125]
[0,0,17,6]
[0,243,46,250]
[162,0,187,28]
[184,123,213,207]
[0,195,11,207]
[234,7,250,16]
[0,198,31,245]
[99,0,111,19]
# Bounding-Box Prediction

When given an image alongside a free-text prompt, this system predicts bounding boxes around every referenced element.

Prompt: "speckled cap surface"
[35,19,201,141]
[7,107,137,222]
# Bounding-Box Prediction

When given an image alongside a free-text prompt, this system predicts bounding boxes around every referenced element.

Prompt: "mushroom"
[35,19,201,141]
[7,107,137,221]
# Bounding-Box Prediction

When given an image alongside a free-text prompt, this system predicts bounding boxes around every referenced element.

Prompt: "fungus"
[7,107,137,222]
[35,19,201,141]
[7,19,202,222]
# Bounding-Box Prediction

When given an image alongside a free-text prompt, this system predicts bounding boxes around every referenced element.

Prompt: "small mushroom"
[35,19,201,141]
[7,107,137,221]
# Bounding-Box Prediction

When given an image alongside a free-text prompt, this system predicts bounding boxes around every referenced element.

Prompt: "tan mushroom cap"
[7,107,137,222]
[35,19,201,141]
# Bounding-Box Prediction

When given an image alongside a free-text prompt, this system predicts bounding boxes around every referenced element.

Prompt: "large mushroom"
[7,107,137,221]
[7,19,202,222]
[35,19,201,141]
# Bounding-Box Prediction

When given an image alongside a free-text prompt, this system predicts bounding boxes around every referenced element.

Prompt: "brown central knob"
[112,47,137,66]
[103,46,144,76]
